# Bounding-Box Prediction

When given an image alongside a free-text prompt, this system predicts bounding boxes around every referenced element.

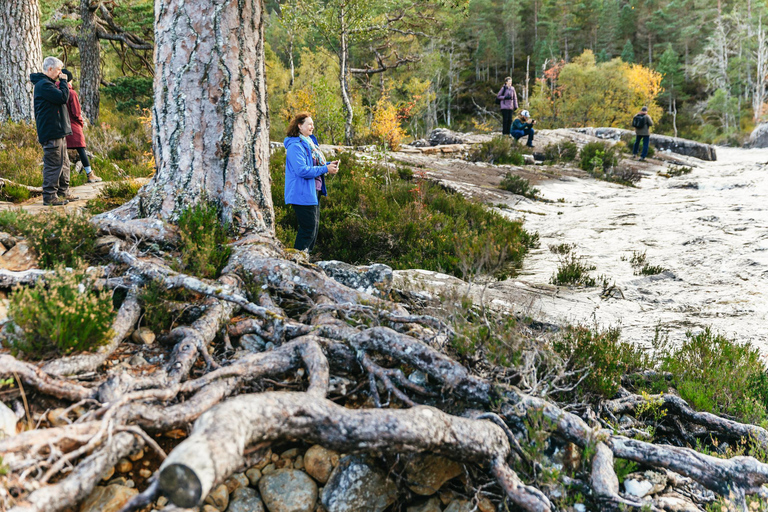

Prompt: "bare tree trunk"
[754,17,767,122]
[0,0,42,122]
[339,8,354,146]
[524,55,530,106]
[79,0,101,124]
[127,0,273,234]
[288,36,295,88]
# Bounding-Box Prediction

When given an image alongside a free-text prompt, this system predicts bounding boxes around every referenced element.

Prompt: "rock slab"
[570,127,717,161]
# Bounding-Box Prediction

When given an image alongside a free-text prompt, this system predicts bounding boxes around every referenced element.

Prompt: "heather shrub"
[86,180,142,215]
[500,174,539,199]
[176,202,232,278]
[468,136,525,165]
[7,264,114,358]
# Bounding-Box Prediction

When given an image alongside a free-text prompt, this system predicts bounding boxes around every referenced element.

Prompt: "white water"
[505,148,768,350]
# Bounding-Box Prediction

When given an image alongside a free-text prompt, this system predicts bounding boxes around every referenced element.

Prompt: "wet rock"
[246,467,263,486]
[131,327,155,346]
[240,333,267,352]
[317,260,393,298]
[205,483,230,510]
[624,470,667,498]
[304,445,339,484]
[405,454,462,496]
[259,469,318,512]
[428,129,468,146]
[79,484,138,512]
[228,487,265,512]
[407,497,442,512]
[321,455,397,512]
[225,472,250,494]
[0,241,37,271]
[0,401,18,438]
[444,500,472,512]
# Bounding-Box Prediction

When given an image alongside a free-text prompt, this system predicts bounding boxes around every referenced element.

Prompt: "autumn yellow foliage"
[529,50,663,129]
[371,95,406,151]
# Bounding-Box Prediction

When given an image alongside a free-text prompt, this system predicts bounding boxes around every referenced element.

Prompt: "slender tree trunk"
[672,98,678,138]
[131,0,273,234]
[289,36,295,88]
[338,8,354,145]
[0,0,42,122]
[79,0,101,123]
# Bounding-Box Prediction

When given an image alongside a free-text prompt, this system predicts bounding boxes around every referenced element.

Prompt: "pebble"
[246,467,263,486]
[321,455,397,512]
[271,453,279,462]
[227,487,265,512]
[47,408,69,427]
[128,354,148,367]
[100,466,115,481]
[116,459,133,473]
[79,484,138,512]
[157,496,168,507]
[204,483,229,511]
[262,463,276,475]
[138,469,152,479]
[281,448,300,459]
[225,472,249,494]
[405,454,462,496]
[131,327,155,345]
[259,469,318,512]
[294,455,304,470]
[253,449,273,469]
[128,448,144,462]
[303,445,339,484]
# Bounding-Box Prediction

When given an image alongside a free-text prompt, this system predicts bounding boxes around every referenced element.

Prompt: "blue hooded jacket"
[284,135,328,206]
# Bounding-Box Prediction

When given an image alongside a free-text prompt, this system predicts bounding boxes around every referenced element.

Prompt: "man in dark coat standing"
[632,106,654,161]
[30,56,73,206]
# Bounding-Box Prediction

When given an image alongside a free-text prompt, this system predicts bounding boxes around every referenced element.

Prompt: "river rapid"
[505,147,768,351]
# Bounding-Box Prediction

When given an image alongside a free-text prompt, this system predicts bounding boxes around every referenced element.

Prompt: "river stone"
[317,261,393,298]
[321,455,397,512]
[227,487,265,512]
[304,445,339,484]
[205,483,230,510]
[0,241,37,271]
[428,128,468,146]
[259,469,318,512]
[246,467,263,486]
[79,484,138,512]
[405,454,463,495]
[225,472,250,494]
[624,470,667,498]
[407,497,442,512]
[444,499,473,512]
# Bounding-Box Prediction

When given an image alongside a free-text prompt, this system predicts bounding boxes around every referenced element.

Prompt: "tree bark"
[79,0,101,124]
[129,0,273,234]
[0,0,42,122]
[339,8,355,146]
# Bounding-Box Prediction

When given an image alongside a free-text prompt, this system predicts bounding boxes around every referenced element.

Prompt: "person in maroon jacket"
[62,69,101,183]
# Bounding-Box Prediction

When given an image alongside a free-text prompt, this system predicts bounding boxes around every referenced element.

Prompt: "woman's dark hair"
[287,112,312,137]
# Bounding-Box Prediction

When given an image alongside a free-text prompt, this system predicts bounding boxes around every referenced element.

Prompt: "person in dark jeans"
[62,69,101,183]
[632,106,654,161]
[511,110,536,147]
[30,56,73,206]
[283,112,339,253]
[496,77,518,135]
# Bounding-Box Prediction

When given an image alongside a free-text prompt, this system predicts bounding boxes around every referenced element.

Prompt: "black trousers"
[292,193,321,252]
[633,135,650,158]
[501,109,514,135]
[75,147,90,168]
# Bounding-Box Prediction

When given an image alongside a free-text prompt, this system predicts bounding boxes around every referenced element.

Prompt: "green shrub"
[554,325,649,397]
[550,245,597,287]
[271,149,538,278]
[500,174,539,199]
[138,280,196,333]
[658,328,768,423]
[107,142,142,162]
[86,180,142,215]
[626,250,666,276]
[0,184,31,203]
[579,142,618,172]
[8,264,114,358]
[176,202,232,278]
[468,136,525,165]
[102,76,154,113]
[542,141,578,162]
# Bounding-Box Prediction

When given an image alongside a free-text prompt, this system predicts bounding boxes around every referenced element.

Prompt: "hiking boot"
[43,198,68,206]
[87,173,103,183]
[639,157,646,162]
[60,194,80,201]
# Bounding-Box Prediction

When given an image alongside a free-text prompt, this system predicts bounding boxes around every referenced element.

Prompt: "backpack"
[495,96,502,105]
[632,114,647,129]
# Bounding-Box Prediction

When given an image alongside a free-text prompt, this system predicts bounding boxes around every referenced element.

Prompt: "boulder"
[304,445,340,484]
[227,487,265,512]
[404,454,463,495]
[79,484,138,512]
[0,241,37,271]
[259,469,318,512]
[317,261,393,298]
[408,139,430,148]
[321,455,397,512]
[428,129,468,146]
[749,123,768,148]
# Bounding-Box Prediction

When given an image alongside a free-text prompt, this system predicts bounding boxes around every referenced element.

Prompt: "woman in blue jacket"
[284,112,339,253]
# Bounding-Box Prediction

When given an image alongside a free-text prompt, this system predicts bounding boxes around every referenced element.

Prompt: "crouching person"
[511,110,536,148]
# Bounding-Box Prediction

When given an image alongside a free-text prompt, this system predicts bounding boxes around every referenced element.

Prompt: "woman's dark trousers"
[633,135,650,159]
[293,196,320,252]
[75,147,90,168]
[501,109,513,135]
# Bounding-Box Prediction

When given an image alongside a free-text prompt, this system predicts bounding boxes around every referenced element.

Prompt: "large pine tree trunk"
[79,0,101,124]
[0,0,43,122]
[129,0,273,235]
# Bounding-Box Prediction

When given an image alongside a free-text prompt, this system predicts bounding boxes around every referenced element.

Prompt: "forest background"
[15,0,768,148]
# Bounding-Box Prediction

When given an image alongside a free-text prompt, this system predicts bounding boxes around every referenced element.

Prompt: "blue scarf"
[299,135,327,166]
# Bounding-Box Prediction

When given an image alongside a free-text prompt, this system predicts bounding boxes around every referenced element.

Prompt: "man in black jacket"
[30,57,74,206]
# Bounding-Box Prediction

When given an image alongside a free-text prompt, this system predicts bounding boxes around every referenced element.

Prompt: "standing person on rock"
[62,69,102,184]
[284,112,339,254]
[496,77,518,136]
[632,106,654,161]
[29,57,75,206]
